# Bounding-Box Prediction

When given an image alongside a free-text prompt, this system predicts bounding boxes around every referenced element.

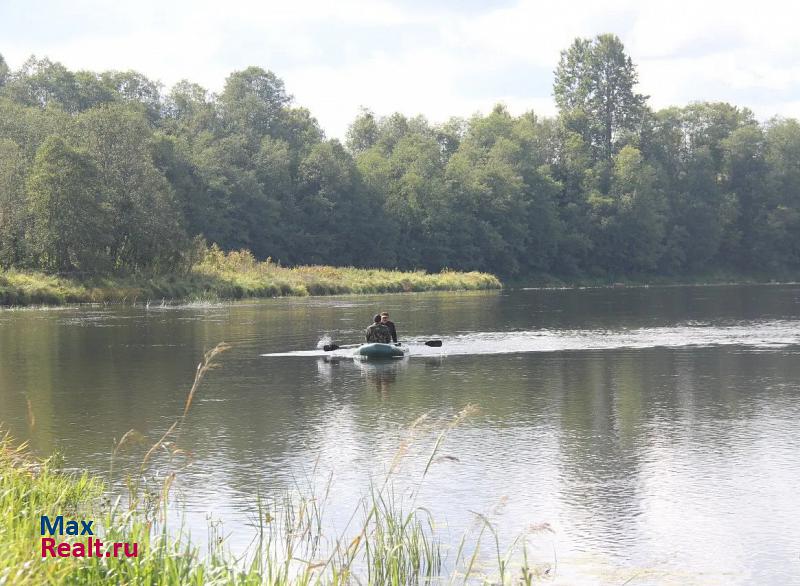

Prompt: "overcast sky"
[2,0,798,139]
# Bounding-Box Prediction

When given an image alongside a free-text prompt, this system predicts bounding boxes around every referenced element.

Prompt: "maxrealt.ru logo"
[40,515,139,558]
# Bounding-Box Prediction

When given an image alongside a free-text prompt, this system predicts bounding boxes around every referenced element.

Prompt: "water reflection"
[355,359,405,396]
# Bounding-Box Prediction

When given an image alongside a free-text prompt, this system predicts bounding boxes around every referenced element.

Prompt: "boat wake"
[261,320,800,358]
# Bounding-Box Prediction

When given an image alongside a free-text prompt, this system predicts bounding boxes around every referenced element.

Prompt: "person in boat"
[366,314,392,343]
[380,312,398,343]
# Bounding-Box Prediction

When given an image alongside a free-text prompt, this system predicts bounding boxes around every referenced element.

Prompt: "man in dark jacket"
[380,312,398,343]
[366,314,392,343]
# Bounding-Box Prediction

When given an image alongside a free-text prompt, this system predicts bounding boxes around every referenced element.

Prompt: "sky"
[1,0,799,139]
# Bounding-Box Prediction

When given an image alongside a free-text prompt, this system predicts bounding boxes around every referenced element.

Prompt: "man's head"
[374,314,382,323]
[380,312,390,323]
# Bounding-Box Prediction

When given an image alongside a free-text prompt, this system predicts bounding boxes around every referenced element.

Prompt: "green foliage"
[294,140,374,265]
[554,34,647,163]
[3,56,82,113]
[590,145,665,273]
[0,54,9,87]
[346,107,379,154]
[220,66,290,142]
[0,40,799,283]
[26,137,107,273]
[0,138,28,267]
[75,104,186,273]
[762,119,800,267]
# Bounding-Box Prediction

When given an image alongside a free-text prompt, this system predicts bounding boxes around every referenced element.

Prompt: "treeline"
[0,34,798,280]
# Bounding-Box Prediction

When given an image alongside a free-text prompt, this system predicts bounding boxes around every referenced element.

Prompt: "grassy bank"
[0,247,502,307]
[1,344,550,585]
[508,269,800,289]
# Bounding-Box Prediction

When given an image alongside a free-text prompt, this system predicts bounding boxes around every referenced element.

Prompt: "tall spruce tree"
[554,34,648,164]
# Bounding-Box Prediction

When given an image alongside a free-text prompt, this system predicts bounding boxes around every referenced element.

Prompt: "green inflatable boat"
[355,343,407,359]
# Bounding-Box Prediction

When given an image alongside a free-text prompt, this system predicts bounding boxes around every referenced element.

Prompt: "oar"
[322,342,358,352]
[323,340,442,352]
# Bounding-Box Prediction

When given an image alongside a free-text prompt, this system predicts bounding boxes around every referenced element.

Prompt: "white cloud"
[1,0,798,138]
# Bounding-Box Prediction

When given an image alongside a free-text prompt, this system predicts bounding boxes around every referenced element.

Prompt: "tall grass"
[1,343,551,585]
[0,246,501,307]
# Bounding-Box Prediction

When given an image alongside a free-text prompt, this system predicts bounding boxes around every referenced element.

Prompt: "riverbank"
[0,248,501,307]
[508,269,800,289]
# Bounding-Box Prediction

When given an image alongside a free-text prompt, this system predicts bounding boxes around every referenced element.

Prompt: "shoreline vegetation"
[3,248,798,308]
[0,246,502,307]
[2,34,800,305]
[1,344,553,585]
[508,271,800,289]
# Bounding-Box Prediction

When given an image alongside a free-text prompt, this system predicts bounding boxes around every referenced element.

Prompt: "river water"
[2,285,800,584]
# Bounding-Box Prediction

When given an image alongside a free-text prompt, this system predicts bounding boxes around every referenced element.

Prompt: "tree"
[646,103,756,272]
[510,113,563,273]
[0,94,72,161]
[76,105,185,273]
[375,113,411,153]
[351,113,444,269]
[762,119,800,268]
[253,136,294,259]
[273,107,324,158]
[219,67,290,143]
[0,53,9,88]
[74,70,118,111]
[547,121,594,274]
[0,139,28,267]
[26,136,107,272]
[607,145,664,272]
[98,70,163,121]
[3,56,81,113]
[294,140,377,265]
[554,34,648,163]
[446,134,527,275]
[434,117,466,162]
[163,80,218,139]
[721,125,767,268]
[443,106,563,276]
[378,118,446,269]
[3,51,799,282]
[346,108,379,154]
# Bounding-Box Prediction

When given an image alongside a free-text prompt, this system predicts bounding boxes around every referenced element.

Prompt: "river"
[2,284,800,584]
